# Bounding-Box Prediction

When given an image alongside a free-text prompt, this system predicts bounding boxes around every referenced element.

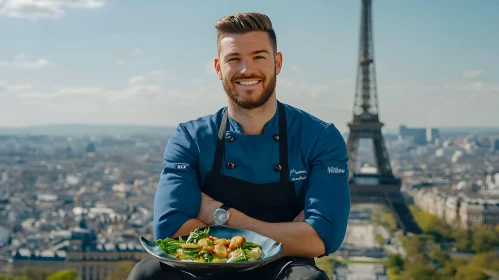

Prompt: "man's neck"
[227,97,277,135]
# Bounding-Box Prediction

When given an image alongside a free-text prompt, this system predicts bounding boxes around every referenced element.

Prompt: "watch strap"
[220,204,230,211]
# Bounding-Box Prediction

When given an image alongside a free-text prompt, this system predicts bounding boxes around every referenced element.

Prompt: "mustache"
[232,74,263,81]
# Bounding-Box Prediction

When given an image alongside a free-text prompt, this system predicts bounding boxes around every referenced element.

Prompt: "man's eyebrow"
[225,50,270,57]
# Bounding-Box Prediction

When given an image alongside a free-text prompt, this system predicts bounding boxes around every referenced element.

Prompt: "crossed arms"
[153,123,351,258]
[172,193,325,258]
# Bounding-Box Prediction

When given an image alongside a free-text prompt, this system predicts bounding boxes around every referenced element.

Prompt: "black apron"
[201,101,302,222]
[200,101,316,279]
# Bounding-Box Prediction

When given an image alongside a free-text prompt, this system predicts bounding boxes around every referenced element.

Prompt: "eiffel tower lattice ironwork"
[347,0,422,234]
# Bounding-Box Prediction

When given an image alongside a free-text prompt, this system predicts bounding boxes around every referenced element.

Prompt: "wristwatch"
[214,204,230,225]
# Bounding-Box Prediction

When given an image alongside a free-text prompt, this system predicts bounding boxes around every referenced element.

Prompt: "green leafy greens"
[154,227,263,263]
[154,236,185,256]
[186,227,210,244]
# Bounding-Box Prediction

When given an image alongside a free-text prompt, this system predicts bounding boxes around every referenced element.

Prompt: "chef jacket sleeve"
[153,123,201,240]
[304,123,351,255]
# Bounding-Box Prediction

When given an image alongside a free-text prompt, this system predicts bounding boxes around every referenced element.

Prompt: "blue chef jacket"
[154,102,351,255]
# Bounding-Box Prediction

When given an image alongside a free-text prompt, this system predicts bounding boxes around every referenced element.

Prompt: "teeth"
[238,80,259,86]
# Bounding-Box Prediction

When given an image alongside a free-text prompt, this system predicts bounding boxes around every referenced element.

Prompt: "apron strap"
[212,108,228,174]
[277,101,289,183]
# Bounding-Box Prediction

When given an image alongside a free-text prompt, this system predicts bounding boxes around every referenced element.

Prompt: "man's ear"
[275,52,283,75]
[214,57,222,80]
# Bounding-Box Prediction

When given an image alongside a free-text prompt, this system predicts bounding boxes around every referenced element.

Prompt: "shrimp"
[180,243,201,249]
[214,243,229,258]
[229,236,246,250]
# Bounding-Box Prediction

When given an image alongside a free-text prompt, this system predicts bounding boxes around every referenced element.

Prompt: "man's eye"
[228,58,239,61]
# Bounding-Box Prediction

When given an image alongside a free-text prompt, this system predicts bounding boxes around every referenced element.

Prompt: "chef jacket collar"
[226,104,279,135]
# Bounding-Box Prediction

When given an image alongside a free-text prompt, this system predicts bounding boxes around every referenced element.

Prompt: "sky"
[0,0,498,133]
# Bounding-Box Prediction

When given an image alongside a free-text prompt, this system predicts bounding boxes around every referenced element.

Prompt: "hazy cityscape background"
[1,0,498,279]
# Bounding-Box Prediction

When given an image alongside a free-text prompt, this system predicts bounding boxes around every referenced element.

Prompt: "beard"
[222,69,276,110]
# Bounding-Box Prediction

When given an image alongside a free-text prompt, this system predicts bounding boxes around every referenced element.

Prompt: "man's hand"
[197,193,223,225]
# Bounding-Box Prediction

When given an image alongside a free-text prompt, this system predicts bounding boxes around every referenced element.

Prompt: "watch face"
[214,208,229,225]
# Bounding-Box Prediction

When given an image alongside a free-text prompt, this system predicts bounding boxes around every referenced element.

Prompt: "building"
[413,186,499,229]
[491,138,499,152]
[426,128,441,145]
[399,125,440,146]
[444,196,461,227]
[459,196,499,229]
[10,227,148,280]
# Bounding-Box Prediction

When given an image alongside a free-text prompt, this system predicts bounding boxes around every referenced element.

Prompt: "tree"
[386,254,405,270]
[381,213,397,232]
[401,264,437,280]
[9,268,53,280]
[455,265,488,280]
[400,236,430,265]
[469,251,499,272]
[410,205,453,242]
[371,207,398,232]
[46,270,79,280]
[0,276,28,280]
[375,233,385,246]
[430,245,450,265]
[387,267,402,280]
[452,229,472,251]
[471,225,499,253]
[437,258,468,279]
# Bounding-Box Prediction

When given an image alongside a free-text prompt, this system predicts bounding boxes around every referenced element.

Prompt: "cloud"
[383,82,442,92]
[126,70,175,86]
[144,70,174,79]
[0,81,7,93]
[380,80,499,125]
[0,0,105,20]
[14,70,178,103]
[7,83,33,91]
[456,81,499,101]
[462,69,484,79]
[277,78,330,99]
[3,71,498,129]
[383,81,499,96]
[0,81,33,93]
[456,81,499,92]
[128,76,144,85]
[116,59,126,65]
[18,87,104,100]
[4,72,220,125]
[0,53,52,70]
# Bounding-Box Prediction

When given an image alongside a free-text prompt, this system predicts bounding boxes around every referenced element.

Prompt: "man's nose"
[239,59,256,74]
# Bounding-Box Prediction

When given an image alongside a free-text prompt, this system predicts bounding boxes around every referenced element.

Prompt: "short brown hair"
[215,12,277,55]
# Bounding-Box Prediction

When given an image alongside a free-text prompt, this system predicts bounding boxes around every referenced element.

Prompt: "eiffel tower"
[347,0,422,234]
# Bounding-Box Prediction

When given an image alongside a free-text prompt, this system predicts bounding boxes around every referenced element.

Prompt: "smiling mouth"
[235,80,261,86]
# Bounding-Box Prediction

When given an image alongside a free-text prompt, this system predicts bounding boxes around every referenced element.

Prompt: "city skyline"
[1,0,498,132]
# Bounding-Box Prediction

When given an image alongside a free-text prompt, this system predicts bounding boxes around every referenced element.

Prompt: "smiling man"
[129,12,351,280]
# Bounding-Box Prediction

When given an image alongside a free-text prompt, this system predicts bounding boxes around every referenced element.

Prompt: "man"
[129,12,350,280]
